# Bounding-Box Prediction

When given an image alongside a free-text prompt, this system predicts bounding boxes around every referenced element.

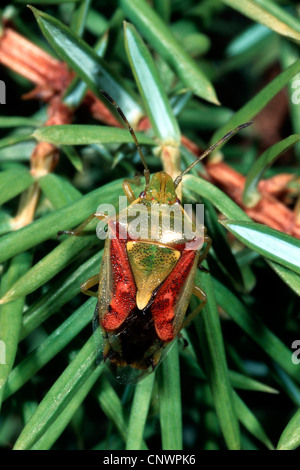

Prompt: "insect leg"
[80,273,100,298]
[122,176,142,204]
[57,212,108,237]
[181,285,207,329]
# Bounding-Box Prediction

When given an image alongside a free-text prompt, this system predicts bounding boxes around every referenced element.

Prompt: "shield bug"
[59,91,251,383]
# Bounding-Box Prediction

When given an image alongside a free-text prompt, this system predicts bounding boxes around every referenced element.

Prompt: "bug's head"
[141,171,178,205]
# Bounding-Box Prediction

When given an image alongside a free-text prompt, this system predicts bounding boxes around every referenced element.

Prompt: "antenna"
[173,121,253,188]
[100,90,150,186]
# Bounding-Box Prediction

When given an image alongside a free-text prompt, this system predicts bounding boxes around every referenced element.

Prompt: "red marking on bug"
[151,249,197,342]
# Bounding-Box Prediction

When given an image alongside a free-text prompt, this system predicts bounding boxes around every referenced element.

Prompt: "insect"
[59,90,251,383]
